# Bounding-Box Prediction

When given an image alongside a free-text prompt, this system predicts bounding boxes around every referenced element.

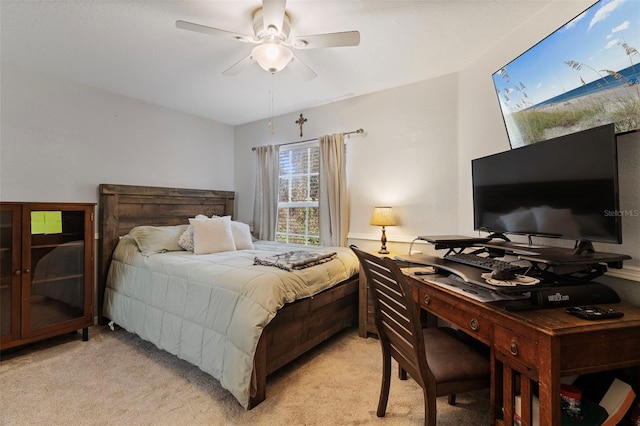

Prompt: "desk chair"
[351,247,490,425]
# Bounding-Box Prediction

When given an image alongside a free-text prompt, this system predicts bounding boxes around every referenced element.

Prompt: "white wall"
[234,73,460,255]
[1,62,235,206]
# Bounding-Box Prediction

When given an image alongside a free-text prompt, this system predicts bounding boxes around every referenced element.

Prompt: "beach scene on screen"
[493,0,640,147]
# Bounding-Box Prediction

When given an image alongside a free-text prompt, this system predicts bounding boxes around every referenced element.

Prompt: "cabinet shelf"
[31,241,83,250]
[31,273,83,285]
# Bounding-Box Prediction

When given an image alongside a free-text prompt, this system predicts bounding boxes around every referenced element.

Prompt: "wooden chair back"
[351,247,432,388]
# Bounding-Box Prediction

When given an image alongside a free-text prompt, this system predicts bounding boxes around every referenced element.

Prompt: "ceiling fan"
[176,0,360,81]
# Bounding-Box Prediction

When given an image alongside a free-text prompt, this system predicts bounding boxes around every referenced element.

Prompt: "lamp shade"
[252,41,293,73]
[370,207,396,227]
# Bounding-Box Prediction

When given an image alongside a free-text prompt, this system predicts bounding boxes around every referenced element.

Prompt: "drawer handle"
[470,318,479,331]
[423,294,430,305]
[510,340,519,356]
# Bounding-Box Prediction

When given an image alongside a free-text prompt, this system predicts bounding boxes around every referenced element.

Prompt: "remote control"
[565,306,624,320]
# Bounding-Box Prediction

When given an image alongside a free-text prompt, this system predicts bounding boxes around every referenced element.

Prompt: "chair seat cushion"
[423,327,490,385]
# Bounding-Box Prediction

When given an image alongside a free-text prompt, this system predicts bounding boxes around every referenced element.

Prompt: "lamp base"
[379,226,389,255]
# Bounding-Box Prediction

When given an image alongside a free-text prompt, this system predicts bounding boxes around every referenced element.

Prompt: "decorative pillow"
[129,225,189,256]
[177,214,210,251]
[189,216,236,254]
[230,221,254,250]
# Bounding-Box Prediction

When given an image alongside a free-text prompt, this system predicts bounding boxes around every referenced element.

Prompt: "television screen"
[472,124,621,245]
[492,0,640,148]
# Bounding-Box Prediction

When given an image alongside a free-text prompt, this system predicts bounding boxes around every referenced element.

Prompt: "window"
[277,142,319,245]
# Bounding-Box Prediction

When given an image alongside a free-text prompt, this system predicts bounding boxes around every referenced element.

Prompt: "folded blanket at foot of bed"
[253,250,337,271]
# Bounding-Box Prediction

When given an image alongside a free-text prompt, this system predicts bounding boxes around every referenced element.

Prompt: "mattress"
[103,237,359,408]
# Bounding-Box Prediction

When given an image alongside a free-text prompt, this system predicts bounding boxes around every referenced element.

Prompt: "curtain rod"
[251,128,364,151]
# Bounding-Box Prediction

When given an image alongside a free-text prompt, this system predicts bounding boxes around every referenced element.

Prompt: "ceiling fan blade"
[292,31,360,49]
[262,0,287,34]
[287,54,317,81]
[222,53,255,76]
[176,20,254,43]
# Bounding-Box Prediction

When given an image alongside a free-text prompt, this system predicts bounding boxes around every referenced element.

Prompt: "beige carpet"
[1,326,490,425]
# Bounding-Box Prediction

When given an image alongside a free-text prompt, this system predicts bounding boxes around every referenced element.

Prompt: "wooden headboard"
[97,183,235,323]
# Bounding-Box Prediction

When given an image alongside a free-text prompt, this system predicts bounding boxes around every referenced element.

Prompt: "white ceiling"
[1,0,556,126]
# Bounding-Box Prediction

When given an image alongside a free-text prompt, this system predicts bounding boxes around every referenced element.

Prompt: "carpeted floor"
[1,326,490,425]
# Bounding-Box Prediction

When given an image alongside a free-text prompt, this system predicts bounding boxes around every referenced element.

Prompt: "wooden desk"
[406,274,640,425]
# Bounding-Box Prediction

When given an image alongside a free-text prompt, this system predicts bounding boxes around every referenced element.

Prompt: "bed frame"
[97,183,358,408]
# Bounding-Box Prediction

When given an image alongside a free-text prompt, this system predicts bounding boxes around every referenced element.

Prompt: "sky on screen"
[493,0,640,113]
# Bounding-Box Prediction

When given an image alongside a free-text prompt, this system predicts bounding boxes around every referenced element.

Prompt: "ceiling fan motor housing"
[252,8,291,42]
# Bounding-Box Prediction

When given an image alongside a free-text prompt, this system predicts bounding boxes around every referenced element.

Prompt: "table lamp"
[370,207,396,254]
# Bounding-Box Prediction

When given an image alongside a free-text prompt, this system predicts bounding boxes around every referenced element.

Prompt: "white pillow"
[178,214,215,251]
[230,221,254,250]
[189,216,236,254]
[129,225,189,256]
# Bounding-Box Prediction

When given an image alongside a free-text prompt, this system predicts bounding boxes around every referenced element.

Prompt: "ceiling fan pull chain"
[268,74,275,135]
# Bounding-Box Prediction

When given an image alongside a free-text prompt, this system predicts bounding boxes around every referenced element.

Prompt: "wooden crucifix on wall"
[295,113,307,137]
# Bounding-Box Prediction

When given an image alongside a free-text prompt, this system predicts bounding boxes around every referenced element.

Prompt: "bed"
[97,184,359,409]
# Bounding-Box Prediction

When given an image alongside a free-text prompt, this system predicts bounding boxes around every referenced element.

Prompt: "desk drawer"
[418,287,491,344]
[494,325,538,368]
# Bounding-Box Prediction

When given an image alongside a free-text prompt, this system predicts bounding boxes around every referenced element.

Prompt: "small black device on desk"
[416,235,490,252]
[490,269,517,281]
[502,282,621,311]
[566,305,624,320]
[417,235,491,245]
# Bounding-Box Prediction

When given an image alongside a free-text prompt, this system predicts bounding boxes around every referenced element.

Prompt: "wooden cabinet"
[1,202,94,350]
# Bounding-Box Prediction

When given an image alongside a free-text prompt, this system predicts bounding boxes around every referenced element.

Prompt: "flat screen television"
[472,124,621,253]
[492,0,640,148]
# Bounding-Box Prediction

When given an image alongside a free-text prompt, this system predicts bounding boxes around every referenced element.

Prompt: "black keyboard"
[443,253,522,272]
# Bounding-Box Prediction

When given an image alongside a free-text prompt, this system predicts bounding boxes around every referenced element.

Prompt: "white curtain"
[253,145,280,241]
[318,133,349,246]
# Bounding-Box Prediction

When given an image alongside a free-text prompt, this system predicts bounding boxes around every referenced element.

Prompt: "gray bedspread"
[103,237,358,408]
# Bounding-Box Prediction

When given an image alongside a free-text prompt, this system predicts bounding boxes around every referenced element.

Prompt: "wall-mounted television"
[492,0,639,148]
[472,124,621,252]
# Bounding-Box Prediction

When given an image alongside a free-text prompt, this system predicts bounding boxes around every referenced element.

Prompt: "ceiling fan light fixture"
[252,42,293,73]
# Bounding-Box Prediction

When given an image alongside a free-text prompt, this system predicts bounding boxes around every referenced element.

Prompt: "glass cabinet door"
[26,209,87,333]
[1,205,21,343]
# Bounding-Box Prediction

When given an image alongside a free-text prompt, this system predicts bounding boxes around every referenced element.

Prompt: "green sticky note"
[31,211,62,235]
[31,212,46,234]
[44,211,62,234]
